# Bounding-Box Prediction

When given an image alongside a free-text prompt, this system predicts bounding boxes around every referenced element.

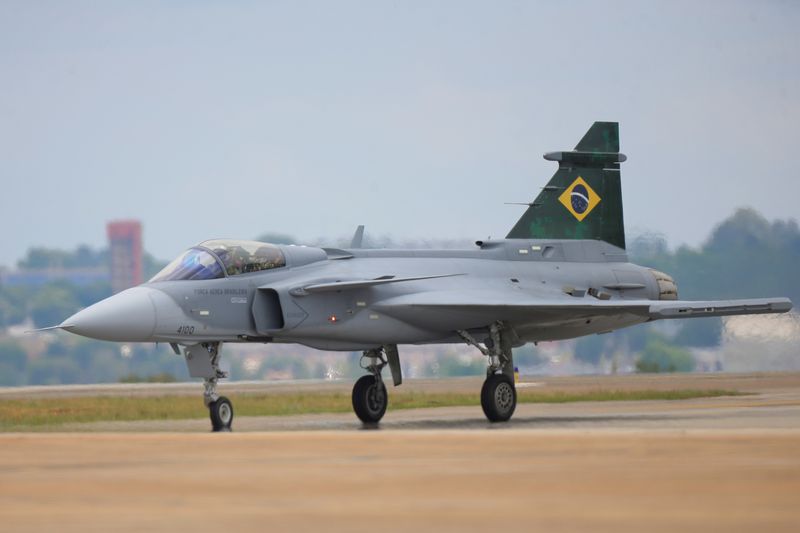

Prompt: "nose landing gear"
[209,396,234,431]
[183,342,234,432]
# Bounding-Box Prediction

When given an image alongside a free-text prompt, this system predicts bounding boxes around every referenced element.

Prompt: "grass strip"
[0,388,747,430]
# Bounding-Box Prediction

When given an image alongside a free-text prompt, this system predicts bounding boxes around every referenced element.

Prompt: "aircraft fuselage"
[66,239,662,350]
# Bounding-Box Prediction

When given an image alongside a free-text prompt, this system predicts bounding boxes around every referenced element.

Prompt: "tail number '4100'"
[176,325,195,335]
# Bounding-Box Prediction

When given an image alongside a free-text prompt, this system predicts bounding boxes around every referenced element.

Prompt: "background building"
[107,220,143,294]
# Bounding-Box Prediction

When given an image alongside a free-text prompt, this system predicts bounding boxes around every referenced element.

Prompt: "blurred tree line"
[0,245,173,385]
[0,337,184,387]
[0,246,166,330]
[17,245,108,270]
[574,208,800,372]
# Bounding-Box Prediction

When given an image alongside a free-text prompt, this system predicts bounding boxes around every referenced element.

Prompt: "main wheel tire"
[352,375,388,424]
[481,374,517,422]
[209,396,234,432]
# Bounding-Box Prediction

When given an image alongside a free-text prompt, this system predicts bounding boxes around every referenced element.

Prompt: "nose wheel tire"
[209,396,234,432]
[352,375,388,424]
[481,374,516,422]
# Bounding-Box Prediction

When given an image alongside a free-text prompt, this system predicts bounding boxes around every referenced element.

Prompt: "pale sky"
[1,0,798,267]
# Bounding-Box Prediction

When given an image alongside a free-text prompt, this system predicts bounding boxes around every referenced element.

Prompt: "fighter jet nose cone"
[64,287,158,342]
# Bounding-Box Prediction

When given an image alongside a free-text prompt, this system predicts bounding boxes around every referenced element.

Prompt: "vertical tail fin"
[506,121,627,249]
[350,225,365,248]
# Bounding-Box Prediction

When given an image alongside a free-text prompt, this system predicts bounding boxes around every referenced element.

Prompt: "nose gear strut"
[183,342,234,432]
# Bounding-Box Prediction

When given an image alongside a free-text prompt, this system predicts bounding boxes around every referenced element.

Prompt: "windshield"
[149,240,286,282]
[149,248,225,282]
[200,240,286,276]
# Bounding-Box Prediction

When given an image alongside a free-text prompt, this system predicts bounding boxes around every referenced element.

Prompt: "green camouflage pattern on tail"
[506,122,626,249]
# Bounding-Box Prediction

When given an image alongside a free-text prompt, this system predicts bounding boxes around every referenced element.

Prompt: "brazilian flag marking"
[558,176,601,222]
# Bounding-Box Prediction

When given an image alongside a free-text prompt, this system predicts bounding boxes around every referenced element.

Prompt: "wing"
[649,298,792,318]
[374,289,792,328]
[299,274,464,294]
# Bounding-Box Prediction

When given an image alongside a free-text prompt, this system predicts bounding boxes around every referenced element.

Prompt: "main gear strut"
[457,322,517,422]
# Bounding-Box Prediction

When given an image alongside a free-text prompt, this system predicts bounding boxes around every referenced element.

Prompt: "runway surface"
[2,373,799,532]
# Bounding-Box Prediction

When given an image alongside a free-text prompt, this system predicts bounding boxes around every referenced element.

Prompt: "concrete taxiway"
[1,372,799,532]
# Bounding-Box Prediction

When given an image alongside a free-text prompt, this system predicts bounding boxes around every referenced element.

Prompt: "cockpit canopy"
[150,240,286,282]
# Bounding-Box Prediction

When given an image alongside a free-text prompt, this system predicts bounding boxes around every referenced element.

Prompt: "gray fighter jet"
[53,122,792,431]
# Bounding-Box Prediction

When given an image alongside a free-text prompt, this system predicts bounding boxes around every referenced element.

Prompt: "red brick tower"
[107,220,143,293]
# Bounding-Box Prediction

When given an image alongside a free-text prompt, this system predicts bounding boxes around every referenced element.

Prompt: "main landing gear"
[182,342,234,432]
[458,322,518,422]
[480,374,516,422]
[349,325,517,425]
[352,345,401,424]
